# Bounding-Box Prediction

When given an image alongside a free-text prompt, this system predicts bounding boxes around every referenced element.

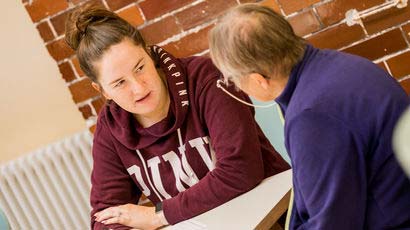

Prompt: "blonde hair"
[209,4,305,81]
[65,4,147,82]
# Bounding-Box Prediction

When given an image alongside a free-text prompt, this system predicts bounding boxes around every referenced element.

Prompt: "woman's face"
[93,38,169,122]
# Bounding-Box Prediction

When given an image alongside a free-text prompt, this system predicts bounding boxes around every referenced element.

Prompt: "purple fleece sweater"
[276,45,410,229]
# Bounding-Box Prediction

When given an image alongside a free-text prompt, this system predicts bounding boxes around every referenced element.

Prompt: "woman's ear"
[249,73,270,90]
[92,82,111,100]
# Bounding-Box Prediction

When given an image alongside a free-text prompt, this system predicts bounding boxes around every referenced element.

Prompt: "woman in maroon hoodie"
[65,4,289,230]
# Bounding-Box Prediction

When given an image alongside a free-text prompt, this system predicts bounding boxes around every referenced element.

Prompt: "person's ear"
[249,73,269,90]
[92,82,112,100]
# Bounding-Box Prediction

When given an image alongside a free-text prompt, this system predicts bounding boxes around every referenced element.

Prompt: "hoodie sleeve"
[162,74,289,224]
[90,119,142,230]
[286,110,366,229]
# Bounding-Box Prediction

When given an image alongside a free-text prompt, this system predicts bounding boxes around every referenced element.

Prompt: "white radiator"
[0,131,93,230]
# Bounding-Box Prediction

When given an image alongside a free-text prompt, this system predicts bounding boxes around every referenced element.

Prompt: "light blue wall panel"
[252,99,290,163]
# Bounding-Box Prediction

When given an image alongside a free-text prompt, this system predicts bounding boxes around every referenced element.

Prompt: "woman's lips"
[135,92,151,103]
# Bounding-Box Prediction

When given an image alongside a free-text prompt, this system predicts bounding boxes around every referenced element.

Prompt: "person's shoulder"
[302,47,394,97]
[94,104,111,137]
[315,48,378,74]
[181,55,214,67]
[321,49,405,98]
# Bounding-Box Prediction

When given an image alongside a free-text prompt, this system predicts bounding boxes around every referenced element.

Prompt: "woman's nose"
[129,75,146,93]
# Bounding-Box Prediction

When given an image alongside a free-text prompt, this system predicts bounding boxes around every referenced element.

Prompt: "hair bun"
[65,4,111,50]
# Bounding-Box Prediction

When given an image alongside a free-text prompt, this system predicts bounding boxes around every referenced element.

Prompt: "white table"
[170,169,293,230]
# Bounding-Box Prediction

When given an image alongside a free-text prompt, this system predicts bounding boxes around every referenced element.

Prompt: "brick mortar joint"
[194,49,209,57]
[31,0,108,30]
[158,19,216,47]
[136,3,147,21]
[76,96,102,108]
[44,34,65,46]
[284,0,331,17]
[101,0,110,10]
[398,74,410,82]
[374,47,410,63]
[36,0,217,50]
[78,101,98,117]
[303,1,410,39]
[382,61,393,76]
[311,7,325,29]
[66,76,89,87]
[303,19,408,52]
[47,18,59,39]
[114,2,138,13]
[68,59,81,79]
[339,22,410,51]
[57,54,77,66]
[400,26,410,46]
[137,0,205,30]
[273,0,286,16]
[33,16,51,27]
[303,19,347,39]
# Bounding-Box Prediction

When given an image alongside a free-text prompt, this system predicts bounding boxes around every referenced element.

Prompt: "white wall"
[0,0,86,164]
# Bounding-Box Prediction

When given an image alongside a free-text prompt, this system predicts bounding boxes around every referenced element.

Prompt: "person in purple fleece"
[64,4,289,230]
[209,3,410,230]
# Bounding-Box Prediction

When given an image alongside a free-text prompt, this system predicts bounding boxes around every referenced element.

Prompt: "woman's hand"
[94,204,163,230]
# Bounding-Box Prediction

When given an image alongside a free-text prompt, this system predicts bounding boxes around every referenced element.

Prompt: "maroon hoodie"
[90,46,290,229]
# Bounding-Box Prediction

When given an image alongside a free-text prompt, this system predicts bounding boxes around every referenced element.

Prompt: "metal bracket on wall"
[345,0,408,26]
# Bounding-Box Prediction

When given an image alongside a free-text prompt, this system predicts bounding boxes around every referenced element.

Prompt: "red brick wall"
[23,0,410,131]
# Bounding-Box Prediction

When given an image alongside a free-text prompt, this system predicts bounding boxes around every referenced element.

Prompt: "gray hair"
[209,4,305,82]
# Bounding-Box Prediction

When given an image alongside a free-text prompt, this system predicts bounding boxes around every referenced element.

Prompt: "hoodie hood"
[102,46,189,149]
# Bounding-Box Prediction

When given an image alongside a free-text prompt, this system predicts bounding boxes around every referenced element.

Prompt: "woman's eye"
[114,80,125,87]
[135,65,144,72]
